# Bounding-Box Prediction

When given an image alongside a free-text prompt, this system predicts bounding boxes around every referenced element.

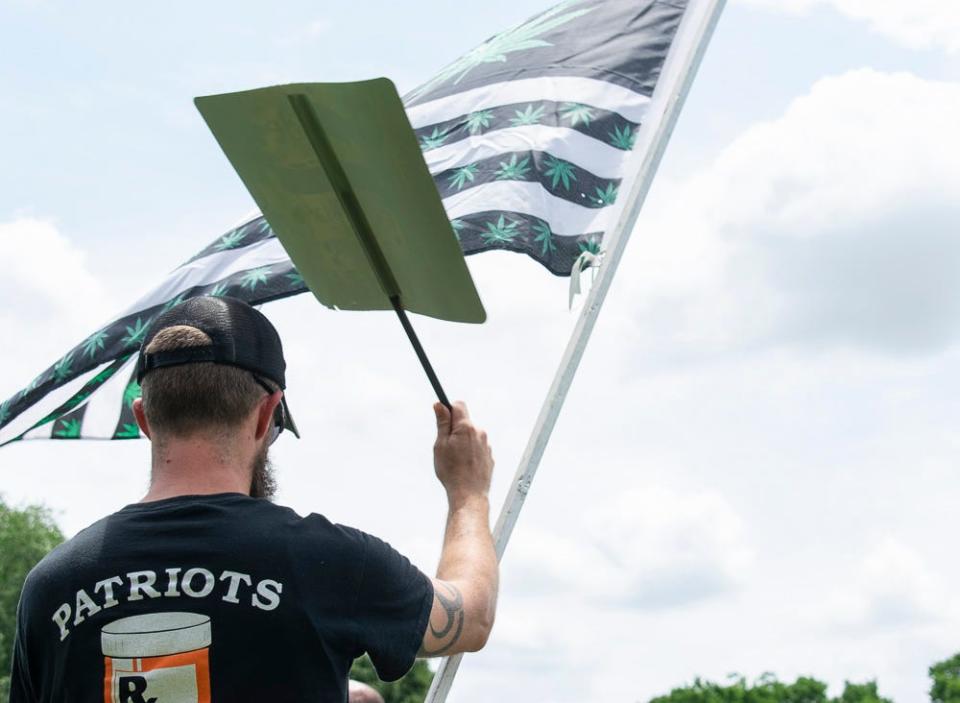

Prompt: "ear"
[254,390,283,442]
[132,398,152,440]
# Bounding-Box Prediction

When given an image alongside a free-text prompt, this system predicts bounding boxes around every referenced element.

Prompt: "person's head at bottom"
[348,680,385,703]
[132,295,299,501]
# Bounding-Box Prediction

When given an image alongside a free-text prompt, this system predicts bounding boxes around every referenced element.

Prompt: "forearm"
[437,495,497,591]
[435,494,498,646]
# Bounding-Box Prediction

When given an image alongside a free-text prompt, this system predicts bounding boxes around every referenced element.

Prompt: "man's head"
[131,296,297,499]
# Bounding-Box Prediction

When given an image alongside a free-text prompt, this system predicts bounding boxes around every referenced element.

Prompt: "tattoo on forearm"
[419,582,465,656]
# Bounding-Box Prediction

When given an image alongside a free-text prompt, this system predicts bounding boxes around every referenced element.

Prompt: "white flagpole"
[424,0,727,699]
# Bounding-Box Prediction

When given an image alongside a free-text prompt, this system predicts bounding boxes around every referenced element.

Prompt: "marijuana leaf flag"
[409,0,684,275]
[0,0,687,445]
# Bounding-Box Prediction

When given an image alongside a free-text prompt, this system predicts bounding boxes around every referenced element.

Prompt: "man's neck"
[143,436,251,503]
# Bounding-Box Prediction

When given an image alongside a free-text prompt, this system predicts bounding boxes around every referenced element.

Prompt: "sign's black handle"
[390,296,452,411]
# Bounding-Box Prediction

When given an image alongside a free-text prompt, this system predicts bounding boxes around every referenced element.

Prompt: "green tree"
[349,654,433,703]
[647,674,892,703]
[0,497,65,698]
[930,653,960,703]
[834,680,892,703]
[649,674,827,703]
[755,673,829,703]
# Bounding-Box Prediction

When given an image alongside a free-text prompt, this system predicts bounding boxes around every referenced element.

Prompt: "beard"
[249,439,277,500]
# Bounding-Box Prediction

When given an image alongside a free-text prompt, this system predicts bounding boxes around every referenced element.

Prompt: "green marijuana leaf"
[286,271,305,287]
[209,283,229,297]
[448,163,480,191]
[53,352,75,383]
[481,215,519,244]
[240,266,271,290]
[579,236,602,255]
[532,221,556,255]
[121,317,150,347]
[608,123,636,150]
[420,127,449,151]
[161,294,186,313]
[54,417,82,439]
[509,104,546,127]
[495,154,531,180]
[543,155,577,190]
[82,330,109,358]
[123,379,141,409]
[560,102,595,127]
[465,110,495,134]
[593,183,619,206]
[116,422,140,439]
[214,228,246,251]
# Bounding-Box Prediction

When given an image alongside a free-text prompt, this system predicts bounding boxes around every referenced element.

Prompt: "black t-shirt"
[8,493,434,703]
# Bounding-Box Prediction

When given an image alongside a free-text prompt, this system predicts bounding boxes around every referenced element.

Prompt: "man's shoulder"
[19,514,105,608]
[281,515,412,572]
[27,513,107,575]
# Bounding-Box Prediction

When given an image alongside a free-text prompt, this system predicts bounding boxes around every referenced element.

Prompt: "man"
[9,296,498,702]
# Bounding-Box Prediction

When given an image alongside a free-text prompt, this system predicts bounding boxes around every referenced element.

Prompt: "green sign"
[195,79,486,323]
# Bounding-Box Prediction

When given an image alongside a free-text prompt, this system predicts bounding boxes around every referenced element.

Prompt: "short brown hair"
[140,325,271,438]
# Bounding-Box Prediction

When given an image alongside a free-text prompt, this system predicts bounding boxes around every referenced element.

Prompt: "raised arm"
[419,401,498,657]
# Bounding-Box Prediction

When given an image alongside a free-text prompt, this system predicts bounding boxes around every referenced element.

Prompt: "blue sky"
[2,1,960,701]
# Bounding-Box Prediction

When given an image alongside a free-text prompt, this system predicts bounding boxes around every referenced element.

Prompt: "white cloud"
[0,218,109,321]
[0,218,113,397]
[584,487,754,607]
[506,485,753,609]
[819,538,951,630]
[738,0,960,53]
[625,69,960,358]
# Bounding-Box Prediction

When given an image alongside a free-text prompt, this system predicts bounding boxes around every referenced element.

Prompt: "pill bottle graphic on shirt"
[101,612,212,703]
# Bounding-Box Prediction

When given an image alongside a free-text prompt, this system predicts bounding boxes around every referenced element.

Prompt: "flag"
[0,0,686,445]
[407,0,683,275]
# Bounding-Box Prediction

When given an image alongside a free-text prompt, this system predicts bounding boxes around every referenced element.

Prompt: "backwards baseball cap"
[136,296,299,439]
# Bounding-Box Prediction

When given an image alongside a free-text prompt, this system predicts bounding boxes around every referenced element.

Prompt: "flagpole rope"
[423,0,728,699]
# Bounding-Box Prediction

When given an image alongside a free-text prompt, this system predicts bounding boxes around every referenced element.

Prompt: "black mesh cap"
[136,296,299,438]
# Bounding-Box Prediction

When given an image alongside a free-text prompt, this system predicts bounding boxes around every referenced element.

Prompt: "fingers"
[436,400,487,441]
[450,401,470,431]
[434,402,452,434]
